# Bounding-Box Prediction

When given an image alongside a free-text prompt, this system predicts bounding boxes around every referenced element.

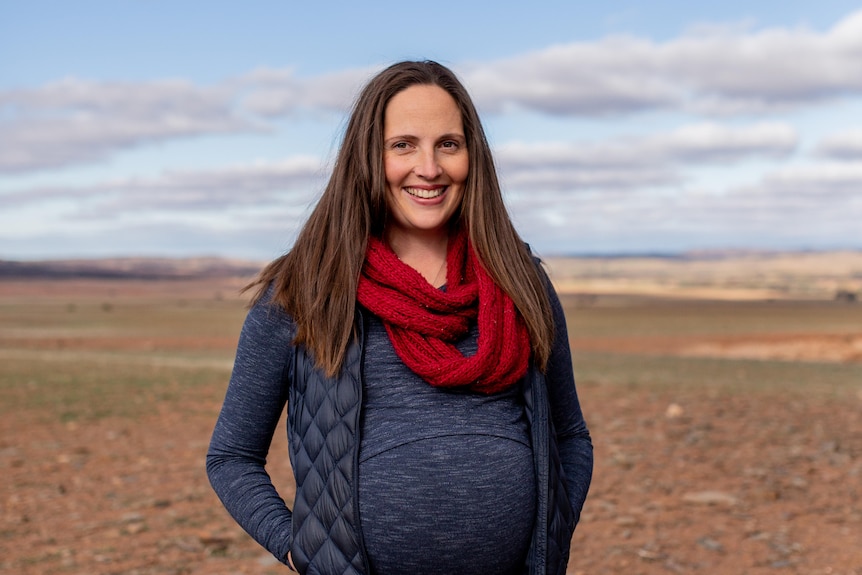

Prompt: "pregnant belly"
[358,434,536,575]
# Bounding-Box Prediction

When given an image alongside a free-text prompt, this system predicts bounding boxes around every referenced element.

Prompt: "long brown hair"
[249,60,554,376]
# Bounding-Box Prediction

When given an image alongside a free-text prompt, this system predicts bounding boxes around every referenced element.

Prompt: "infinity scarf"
[356,230,530,394]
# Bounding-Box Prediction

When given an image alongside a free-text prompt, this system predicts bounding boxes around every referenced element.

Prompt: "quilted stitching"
[526,369,576,575]
[289,347,364,575]
[546,434,575,574]
[287,340,572,575]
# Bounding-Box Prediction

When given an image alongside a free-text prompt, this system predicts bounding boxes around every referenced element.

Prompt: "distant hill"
[0,257,265,280]
[2,251,861,300]
[543,250,862,300]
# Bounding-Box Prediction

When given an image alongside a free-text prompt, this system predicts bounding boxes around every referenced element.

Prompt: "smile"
[404,186,446,199]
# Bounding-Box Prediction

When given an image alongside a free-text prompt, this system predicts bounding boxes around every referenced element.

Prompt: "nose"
[413,148,443,179]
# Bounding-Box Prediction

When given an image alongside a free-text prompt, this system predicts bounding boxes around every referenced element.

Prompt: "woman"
[206,60,593,575]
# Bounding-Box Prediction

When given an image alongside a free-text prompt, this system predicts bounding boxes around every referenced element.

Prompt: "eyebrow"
[383,133,466,143]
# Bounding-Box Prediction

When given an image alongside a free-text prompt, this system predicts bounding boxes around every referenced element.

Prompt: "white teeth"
[405,187,444,199]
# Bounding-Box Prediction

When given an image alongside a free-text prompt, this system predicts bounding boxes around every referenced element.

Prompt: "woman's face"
[382,84,468,245]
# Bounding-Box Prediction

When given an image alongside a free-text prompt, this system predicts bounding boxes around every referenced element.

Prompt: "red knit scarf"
[357,230,531,394]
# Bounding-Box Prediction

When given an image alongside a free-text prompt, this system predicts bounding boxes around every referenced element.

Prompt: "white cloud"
[0,220,297,259]
[464,37,678,115]
[0,78,263,173]
[4,10,862,177]
[4,9,862,257]
[506,158,862,253]
[662,122,797,160]
[0,156,324,214]
[495,122,796,191]
[745,162,862,200]
[236,65,377,116]
[815,128,862,159]
[462,9,862,116]
[502,166,678,191]
[236,9,862,120]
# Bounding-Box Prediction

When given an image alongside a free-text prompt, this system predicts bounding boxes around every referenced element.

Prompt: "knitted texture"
[357,230,530,393]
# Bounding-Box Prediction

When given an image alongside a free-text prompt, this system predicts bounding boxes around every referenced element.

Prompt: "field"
[1,260,861,574]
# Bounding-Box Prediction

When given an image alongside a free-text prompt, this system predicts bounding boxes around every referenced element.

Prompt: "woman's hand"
[286,550,297,572]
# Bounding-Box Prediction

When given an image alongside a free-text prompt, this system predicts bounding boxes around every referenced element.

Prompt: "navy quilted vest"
[286,319,575,575]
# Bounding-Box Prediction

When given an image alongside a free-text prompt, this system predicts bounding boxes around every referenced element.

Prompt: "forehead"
[383,84,463,136]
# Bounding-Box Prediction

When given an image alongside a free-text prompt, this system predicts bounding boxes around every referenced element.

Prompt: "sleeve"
[543,272,594,521]
[205,291,296,565]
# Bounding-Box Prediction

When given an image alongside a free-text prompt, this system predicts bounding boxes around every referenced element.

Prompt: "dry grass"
[544,250,862,300]
[1,273,861,574]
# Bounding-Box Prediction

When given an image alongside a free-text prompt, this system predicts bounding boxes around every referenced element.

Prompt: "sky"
[2,1,862,260]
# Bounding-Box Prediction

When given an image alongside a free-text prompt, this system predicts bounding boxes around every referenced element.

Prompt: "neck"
[386,228,450,287]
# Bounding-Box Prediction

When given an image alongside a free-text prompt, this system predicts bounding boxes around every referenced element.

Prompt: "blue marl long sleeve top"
[207,282,592,573]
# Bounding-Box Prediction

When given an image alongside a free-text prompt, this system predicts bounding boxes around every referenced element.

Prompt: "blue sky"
[2,1,862,260]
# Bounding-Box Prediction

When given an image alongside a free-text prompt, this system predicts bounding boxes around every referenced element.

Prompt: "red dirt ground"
[3,373,860,574]
[1,282,861,574]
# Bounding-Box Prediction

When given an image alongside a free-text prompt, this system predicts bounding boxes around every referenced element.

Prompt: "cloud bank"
[2,9,862,256]
[3,9,862,175]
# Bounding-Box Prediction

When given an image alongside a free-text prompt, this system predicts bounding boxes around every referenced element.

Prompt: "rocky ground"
[570,382,862,574]
[1,278,860,574]
[3,360,860,574]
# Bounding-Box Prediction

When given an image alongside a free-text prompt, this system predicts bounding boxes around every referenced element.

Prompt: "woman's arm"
[206,291,296,565]
[544,276,594,520]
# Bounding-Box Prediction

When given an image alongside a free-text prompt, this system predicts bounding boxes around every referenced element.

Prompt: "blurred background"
[2,0,862,261]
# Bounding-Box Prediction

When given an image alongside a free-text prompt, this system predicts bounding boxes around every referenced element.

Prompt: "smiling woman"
[205,60,593,575]
[382,84,469,284]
